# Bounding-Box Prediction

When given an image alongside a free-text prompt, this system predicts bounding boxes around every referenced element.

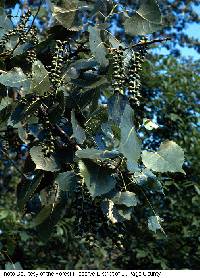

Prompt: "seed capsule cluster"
[48,40,68,89]
[74,178,106,236]
[26,49,37,64]
[127,45,148,108]
[109,47,125,95]
[0,9,32,50]
[40,110,55,158]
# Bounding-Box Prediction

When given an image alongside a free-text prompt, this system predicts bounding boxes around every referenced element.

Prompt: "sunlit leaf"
[76,148,119,160]
[55,171,77,192]
[119,104,141,171]
[112,191,139,207]
[71,110,86,144]
[148,215,163,233]
[79,159,116,197]
[123,0,163,36]
[31,60,50,95]
[30,146,61,172]
[143,118,159,130]
[142,141,185,173]
[88,26,109,67]
[0,68,30,90]
[0,97,12,112]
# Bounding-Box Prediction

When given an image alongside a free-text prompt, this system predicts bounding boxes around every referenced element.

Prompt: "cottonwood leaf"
[142,141,185,173]
[52,0,84,30]
[71,110,86,144]
[76,148,119,160]
[79,159,116,197]
[36,203,66,241]
[5,262,23,270]
[30,146,60,172]
[88,26,108,67]
[0,97,12,112]
[18,124,30,144]
[92,0,113,19]
[17,173,43,211]
[31,60,50,95]
[55,171,77,192]
[143,118,159,130]
[119,104,141,171]
[0,68,30,90]
[148,215,163,233]
[112,191,139,207]
[29,205,53,228]
[134,168,164,193]
[0,8,12,39]
[123,0,163,36]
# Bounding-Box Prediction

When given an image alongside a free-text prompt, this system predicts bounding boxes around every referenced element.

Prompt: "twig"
[130,176,167,236]
[131,37,171,49]
[0,250,15,269]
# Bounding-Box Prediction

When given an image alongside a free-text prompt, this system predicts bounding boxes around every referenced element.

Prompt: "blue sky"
[153,21,200,59]
[155,4,200,59]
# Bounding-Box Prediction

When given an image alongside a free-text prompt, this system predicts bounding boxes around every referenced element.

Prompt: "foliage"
[0,0,199,270]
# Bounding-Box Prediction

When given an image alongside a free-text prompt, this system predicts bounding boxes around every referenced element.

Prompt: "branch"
[131,37,171,49]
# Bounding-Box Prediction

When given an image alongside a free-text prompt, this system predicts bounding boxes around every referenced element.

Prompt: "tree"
[1,0,198,270]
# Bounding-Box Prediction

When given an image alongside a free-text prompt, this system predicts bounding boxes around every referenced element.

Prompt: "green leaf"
[88,26,109,67]
[111,191,139,207]
[0,8,12,39]
[55,171,77,192]
[30,146,61,172]
[18,124,30,144]
[92,0,113,19]
[5,262,23,270]
[8,103,26,127]
[36,203,66,241]
[66,59,98,79]
[0,209,9,220]
[31,60,50,95]
[52,1,82,30]
[76,148,119,160]
[29,205,53,228]
[134,169,164,193]
[0,105,12,130]
[148,215,163,233]
[142,141,185,173]
[71,110,86,144]
[123,0,163,36]
[119,104,141,171]
[79,159,116,198]
[17,173,43,211]
[0,97,12,112]
[143,118,159,130]
[0,68,30,90]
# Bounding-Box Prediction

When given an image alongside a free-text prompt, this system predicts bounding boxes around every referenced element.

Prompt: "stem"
[131,37,171,49]
[130,176,167,236]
